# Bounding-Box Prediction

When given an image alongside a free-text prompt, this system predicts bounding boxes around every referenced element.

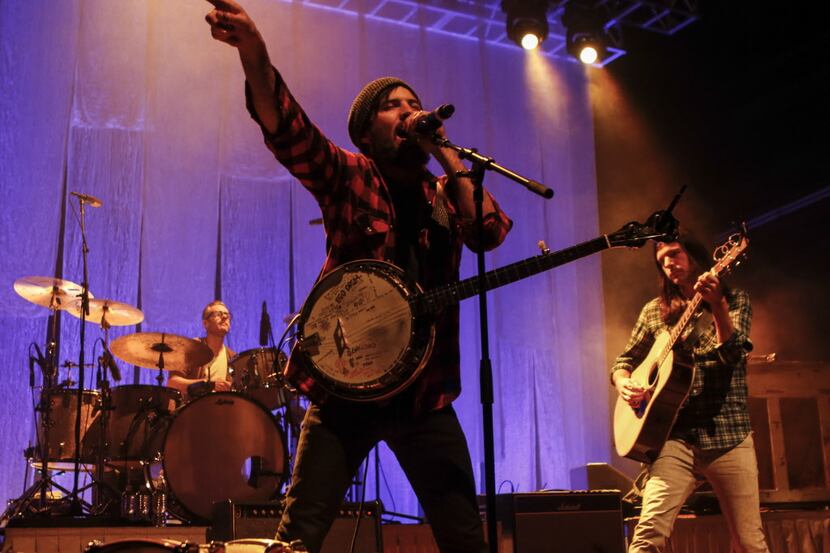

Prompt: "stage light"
[562,2,607,65]
[521,33,541,51]
[502,0,549,51]
[572,34,601,64]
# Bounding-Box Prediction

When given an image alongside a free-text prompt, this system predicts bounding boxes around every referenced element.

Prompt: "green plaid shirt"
[611,289,753,450]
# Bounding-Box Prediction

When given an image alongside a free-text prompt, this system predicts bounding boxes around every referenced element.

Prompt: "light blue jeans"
[629,434,770,553]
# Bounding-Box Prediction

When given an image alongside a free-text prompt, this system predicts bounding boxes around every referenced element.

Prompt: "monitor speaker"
[209,500,382,553]
[489,491,626,553]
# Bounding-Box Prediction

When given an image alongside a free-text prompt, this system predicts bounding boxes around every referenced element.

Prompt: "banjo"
[288,214,677,403]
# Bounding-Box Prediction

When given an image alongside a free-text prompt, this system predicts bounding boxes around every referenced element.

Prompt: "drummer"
[168,300,235,401]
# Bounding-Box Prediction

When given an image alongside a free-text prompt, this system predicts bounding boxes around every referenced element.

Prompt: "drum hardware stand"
[88,314,122,516]
[428,132,554,553]
[272,311,303,488]
[0,300,81,525]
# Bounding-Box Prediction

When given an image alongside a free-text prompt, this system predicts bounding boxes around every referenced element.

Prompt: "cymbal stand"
[90,313,117,514]
[152,342,171,386]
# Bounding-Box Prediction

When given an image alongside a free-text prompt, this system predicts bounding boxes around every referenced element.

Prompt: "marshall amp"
[482,491,626,553]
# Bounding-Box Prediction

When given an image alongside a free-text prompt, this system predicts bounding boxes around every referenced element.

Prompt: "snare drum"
[85,539,294,552]
[33,388,99,470]
[157,393,287,521]
[85,539,197,552]
[221,540,296,552]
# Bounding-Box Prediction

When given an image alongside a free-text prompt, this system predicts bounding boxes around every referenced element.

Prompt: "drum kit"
[5,275,295,527]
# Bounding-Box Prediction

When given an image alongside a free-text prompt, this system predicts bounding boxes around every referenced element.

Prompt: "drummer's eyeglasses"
[206,311,232,321]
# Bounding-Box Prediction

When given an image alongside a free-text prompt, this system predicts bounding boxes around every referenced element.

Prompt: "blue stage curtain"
[0,0,608,519]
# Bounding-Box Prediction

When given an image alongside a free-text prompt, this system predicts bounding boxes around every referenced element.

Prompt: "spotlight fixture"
[562,2,606,64]
[502,0,549,51]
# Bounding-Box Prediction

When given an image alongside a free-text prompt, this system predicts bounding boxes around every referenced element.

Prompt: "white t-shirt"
[203,345,229,382]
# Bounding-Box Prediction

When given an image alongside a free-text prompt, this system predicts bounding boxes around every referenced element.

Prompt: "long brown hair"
[653,233,715,325]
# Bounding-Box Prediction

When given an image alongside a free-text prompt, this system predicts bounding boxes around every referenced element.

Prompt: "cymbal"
[110,332,213,371]
[66,298,144,327]
[13,276,93,311]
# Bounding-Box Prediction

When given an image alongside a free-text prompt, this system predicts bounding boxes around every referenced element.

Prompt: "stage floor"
[2,508,828,552]
[624,508,830,553]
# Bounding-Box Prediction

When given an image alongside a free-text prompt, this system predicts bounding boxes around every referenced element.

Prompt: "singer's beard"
[369,137,429,171]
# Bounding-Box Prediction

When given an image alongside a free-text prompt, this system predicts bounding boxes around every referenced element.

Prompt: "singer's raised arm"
[204,0,277,133]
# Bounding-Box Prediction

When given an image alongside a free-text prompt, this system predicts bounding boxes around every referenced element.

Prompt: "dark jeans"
[276,398,486,553]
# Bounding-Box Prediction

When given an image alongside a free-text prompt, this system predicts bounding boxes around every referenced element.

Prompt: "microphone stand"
[70,196,93,516]
[431,134,553,553]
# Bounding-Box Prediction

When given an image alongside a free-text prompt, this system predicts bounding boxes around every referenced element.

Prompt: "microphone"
[259,301,271,347]
[397,104,455,137]
[102,347,122,381]
[70,191,103,208]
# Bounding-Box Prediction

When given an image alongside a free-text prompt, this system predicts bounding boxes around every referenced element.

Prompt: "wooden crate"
[748,360,830,503]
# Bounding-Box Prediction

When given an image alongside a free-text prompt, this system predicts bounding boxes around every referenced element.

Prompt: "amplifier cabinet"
[209,500,382,553]
[488,491,625,553]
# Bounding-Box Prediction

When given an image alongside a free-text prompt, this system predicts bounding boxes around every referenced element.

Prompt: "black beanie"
[347,77,420,150]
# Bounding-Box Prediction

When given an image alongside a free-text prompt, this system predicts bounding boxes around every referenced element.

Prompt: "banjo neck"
[415,235,612,315]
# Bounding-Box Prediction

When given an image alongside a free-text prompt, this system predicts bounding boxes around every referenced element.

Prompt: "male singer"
[202,1,512,551]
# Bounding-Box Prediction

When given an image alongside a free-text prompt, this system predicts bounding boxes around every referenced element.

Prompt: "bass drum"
[160,393,287,522]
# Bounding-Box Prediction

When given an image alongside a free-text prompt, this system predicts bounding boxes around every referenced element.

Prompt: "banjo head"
[295,260,434,402]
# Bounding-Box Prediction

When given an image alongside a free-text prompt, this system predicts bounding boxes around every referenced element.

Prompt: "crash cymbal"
[13,276,93,311]
[110,332,213,371]
[66,298,144,327]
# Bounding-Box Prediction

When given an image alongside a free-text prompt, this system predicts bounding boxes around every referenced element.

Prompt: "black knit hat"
[347,77,420,150]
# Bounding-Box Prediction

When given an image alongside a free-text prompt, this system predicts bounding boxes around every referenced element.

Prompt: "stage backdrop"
[0,0,609,519]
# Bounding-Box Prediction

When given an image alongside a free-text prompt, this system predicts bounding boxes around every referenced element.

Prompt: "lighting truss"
[277,0,699,66]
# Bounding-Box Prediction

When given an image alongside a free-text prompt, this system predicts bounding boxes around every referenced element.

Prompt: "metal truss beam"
[278,0,698,66]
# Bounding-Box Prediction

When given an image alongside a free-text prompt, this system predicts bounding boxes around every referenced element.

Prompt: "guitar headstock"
[712,224,749,276]
[607,209,680,249]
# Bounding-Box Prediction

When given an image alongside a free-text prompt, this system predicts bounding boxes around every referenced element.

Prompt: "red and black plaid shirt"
[246,68,512,412]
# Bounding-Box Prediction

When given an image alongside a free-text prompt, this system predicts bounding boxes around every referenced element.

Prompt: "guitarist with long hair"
[611,233,769,553]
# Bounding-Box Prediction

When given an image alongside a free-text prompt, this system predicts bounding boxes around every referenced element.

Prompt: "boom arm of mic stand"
[431,135,554,199]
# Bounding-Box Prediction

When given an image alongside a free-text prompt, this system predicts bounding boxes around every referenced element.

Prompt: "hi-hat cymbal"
[13,276,93,311]
[66,298,144,327]
[110,332,213,372]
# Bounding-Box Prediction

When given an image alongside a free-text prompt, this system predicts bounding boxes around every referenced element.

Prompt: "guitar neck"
[417,235,612,313]
[668,294,703,345]
[662,263,731,359]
